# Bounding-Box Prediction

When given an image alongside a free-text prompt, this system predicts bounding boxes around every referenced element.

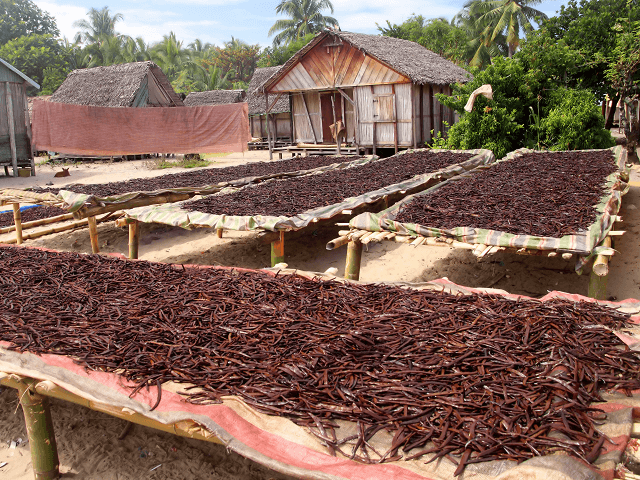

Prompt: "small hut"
[260,30,471,154]
[50,61,183,107]
[184,89,246,106]
[248,66,292,142]
[0,58,39,177]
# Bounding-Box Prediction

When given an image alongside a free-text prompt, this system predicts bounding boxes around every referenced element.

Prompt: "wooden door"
[320,92,342,143]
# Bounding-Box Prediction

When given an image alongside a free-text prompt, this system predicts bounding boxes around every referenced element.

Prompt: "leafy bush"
[540,88,615,150]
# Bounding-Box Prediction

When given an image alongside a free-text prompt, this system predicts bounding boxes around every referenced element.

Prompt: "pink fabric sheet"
[31,100,251,155]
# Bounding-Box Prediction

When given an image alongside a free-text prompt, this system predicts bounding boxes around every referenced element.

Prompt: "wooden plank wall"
[250,113,292,139]
[292,93,322,142]
[354,83,413,147]
[271,40,410,92]
[0,82,30,163]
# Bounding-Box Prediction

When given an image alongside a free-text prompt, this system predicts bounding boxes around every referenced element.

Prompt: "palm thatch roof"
[184,89,246,106]
[247,66,290,116]
[50,61,183,107]
[262,30,471,91]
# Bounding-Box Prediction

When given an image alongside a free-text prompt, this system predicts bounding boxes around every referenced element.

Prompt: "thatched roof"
[247,66,290,116]
[262,30,471,91]
[184,89,246,106]
[50,61,183,107]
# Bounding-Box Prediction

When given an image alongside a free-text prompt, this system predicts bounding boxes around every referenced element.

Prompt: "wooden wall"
[355,83,413,147]
[0,81,31,166]
[270,39,410,92]
[250,113,292,140]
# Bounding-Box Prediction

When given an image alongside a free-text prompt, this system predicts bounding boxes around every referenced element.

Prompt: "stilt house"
[184,89,246,106]
[260,30,471,154]
[248,66,292,141]
[50,61,183,107]
[0,58,39,177]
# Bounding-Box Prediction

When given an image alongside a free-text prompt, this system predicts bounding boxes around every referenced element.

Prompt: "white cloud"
[118,17,222,45]
[33,0,88,41]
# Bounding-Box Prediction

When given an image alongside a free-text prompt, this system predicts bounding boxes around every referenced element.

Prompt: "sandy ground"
[1,146,639,479]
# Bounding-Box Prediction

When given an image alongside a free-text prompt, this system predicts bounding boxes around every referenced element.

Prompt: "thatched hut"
[260,30,471,154]
[184,89,246,106]
[248,66,292,141]
[50,61,183,107]
[0,58,39,176]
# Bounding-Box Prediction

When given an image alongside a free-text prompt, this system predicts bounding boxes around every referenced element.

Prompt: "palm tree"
[151,32,190,82]
[73,7,124,45]
[268,0,339,46]
[458,0,547,63]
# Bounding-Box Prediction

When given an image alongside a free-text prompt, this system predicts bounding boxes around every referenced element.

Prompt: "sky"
[33,0,569,49]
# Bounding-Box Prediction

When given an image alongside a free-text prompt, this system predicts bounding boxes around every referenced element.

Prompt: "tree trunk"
[605,94,619,130]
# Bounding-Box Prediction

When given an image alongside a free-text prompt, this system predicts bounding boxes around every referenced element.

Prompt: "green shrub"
[541,88,615,150]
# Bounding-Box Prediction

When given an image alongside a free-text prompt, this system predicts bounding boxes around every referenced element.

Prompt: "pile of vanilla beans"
[33,155,362,197]
[396,150,618,237]
[1,246,638,475]
[186,151,473,217]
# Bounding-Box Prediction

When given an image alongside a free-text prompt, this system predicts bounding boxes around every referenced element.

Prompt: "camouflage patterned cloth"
[349,147,628,272]
[45,156,379,214]
[123,149,495,232]
[0,189,60,206]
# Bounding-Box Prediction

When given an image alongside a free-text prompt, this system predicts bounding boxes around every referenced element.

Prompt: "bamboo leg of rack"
[345,239,363,281]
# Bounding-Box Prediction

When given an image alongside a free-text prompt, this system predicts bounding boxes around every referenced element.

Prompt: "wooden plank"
[419,84,424,145]
[354,56,373,85]
[392,85,398,153]
[4,82,18,176]
[289,63,317,90]
[360,59,385,85]
[22,82,34,175]
[300,93,318,144]
[306,48,334,85]
[429,84,435,142]
[266,93,273,159]
[341,50,366,85]
[334,45,357,85]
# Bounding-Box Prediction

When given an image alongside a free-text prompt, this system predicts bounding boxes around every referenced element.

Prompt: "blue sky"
[33,0,568,49]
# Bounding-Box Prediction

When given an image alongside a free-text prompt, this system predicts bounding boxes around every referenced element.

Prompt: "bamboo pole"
[12,203,23,244]
[326,235,350,250]
[1,215,112,244]
[0,374,224,447]
[128,219,140,259]
[345,239,363,281]
[16,378,60,480]
[73,193,192,220]
[87,216,99,253]
[216,228,223,238]
[271,231,285,267]
[588,237,611,300]
[0,213,75,234]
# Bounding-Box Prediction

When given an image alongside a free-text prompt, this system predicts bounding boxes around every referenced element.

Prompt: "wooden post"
[391,85,398,154]
[300,93,318,144]
[331,94,341,155]
[429,85,435,143]
[588,237,611,300]
[271,230,285,266]
[216,228,223,238]
[289,94,295,144]
[128,219,140,259]
[22,83,35,175]
[17,379,60,480]
[266,93,273,160]
[5,82,18,177]
[345,239,363,281]
[419,84,424,147]
[87,216,100,253]
[12,203,23,244]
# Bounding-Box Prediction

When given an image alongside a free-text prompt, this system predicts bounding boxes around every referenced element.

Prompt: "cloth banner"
[31,100,251,155]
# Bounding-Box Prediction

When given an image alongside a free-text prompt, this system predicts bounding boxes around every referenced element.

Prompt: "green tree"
[469,0,547,57]
[0,0,59,45]
[208,37,261,84]
[268,0,338,46]
[258,33,314,67]
[543,0,640,127]
[0,34,70,94]
[73,6,124,45]
[377,15,471,64]
[151,32,190,82]
[454,0,508,67]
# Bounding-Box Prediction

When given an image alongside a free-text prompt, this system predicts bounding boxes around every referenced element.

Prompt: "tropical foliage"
[0,0,59,45]
[268,0,338,46]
